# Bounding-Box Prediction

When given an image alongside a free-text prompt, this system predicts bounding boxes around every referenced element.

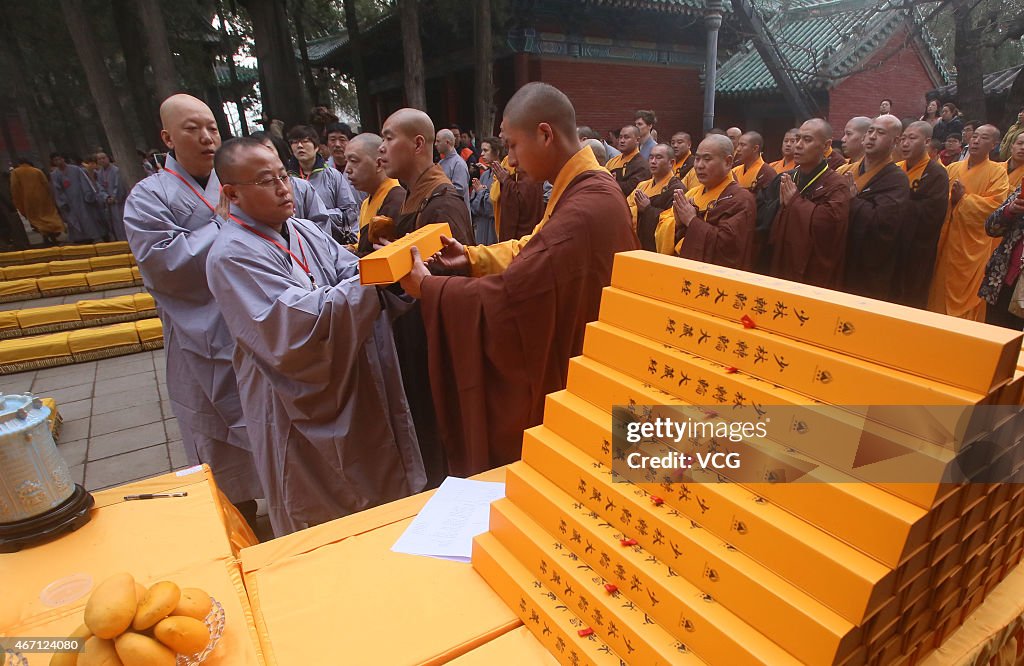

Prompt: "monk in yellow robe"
[343,133,405,255]
[627,143,684,252]
[1006,132,1024,192]
[928,125,1011,320]
[835,117,871,176]
[731,131,777,196]
[670,132,694,181]
[10,158,65,244]
[770,129,798,173]
[605,125,650,196]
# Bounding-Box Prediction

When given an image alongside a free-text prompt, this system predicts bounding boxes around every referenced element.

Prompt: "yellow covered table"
[47,258,92,275]
[136,317,164,348]
[2,263,49,280]
[240,468,519,666]
[88,253,133,270]
[68,321,141,361]
[15,304,81,330]
[0,278,41,302]
[93,241,130,256]
[19,248,61,263]
[0,332,72,371]
[36,273,88,294]
[57,245,97,259]
[0,465,264,665]
[75,294,138,319]
[85,267,135,289]
[0,251,26,266]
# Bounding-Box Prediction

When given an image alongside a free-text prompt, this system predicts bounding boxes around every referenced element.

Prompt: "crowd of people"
[4,84,1024,538]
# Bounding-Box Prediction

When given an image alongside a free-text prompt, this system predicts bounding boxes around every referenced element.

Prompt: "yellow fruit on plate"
[172,587,213,621]
[49,624,92,666]
[154,615,211,655]
[132,581,181,631]
[78,636,123,666]
[113,632,175,666]
[84,573,137,639]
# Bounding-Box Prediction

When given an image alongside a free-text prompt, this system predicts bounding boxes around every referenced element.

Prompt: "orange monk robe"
[605,148,650,196]
[421,148,639,475]
[927,159,1011,320]
[731,156,776,196]
[835,159,858,176]
[1008,160,1024,193]
[770,157,796,173]
[675,179,757,270]
[673,152,694,181]
[682,168,701,192]
[627,173,683,254]
[9,164,65,235]
[355,178,404,255]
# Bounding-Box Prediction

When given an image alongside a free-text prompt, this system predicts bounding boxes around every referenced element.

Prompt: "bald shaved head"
[900,121,933,162]
[736,131,764,166]
[969,124,1001,161]
[700,134,735,159]
[500,82,583,183]
[841,116,871,161]
[347,133,383,158]
[159,93,219,178]
[670,132,692,160]
[345,133,386,194]
[434,128,456,157]
[503,82,576,136]
[217,137,294,227]
[214,137,267,183]
[863,114,902,161]
[583,138,607,165]
[794,119,833,169]
[804,119,832,142]
[906,120,933,139]
[380,108,437,183]
[694,135,735,187]
[846,116,872,133]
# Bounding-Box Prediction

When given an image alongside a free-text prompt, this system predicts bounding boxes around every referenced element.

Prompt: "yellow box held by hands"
[358,222,451,285]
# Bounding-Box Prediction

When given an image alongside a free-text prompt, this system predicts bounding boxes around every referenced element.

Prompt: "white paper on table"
[391,476,506,563]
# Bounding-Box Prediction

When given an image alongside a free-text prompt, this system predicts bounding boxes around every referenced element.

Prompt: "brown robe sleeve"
[844,164,910,300]
[754,163,778,196]
[357,186,407,255]
[894,160,950,307]
[497,176,546,242]
[419,171,640,476]
[616,153,651,196]
[770,169,851,289]
[397,185,476,246]
[678,182,757,270]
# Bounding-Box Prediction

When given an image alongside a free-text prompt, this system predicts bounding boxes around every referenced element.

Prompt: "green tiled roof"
[585,0,725,13]
[214,64,258,88]
[717,0,948,96]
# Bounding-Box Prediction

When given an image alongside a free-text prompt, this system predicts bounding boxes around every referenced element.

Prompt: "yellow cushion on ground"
[133,293,156,311]
[58,245,98,259]
[68,322,140,353]
[131,266,142,281]
[76,294,137,319]
[88,254,132,271]
[0,311,20,332]
[3,263,51,280]
[37,273,89,291]
[39,397,59,430]
[93,241,130,256]
[135,318,164,343]
[0,279,42,298]
[20,248,61,263]
[48,259,93,275]
[85,268,134,288]
[0,332,72,364]
[0,251,25,267]
[16,305,82,329]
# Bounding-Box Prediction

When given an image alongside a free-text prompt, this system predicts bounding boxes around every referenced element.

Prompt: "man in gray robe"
[286,124,360,242]
[435,129,471,209]
[96,151,127,241]
[123,94,263,515]
[249,130,332,234]
[207,138,426,536]
[50,153,108,243]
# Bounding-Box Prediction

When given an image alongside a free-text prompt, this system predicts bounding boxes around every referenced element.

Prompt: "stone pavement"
[0,349,186,492]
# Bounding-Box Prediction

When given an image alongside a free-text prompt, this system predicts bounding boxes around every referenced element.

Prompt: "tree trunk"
[0,103,18,162]
[473,0,495,139]
[59,0,145,188]
[291,0,319,107]
[136,0,179,101]
[0,21,54,160]
[239,0,307,128]
[951,0,987,122]
[398,0,426,111]
[111,0,161,147]
[216,0,249,136]
[343,0,375,131]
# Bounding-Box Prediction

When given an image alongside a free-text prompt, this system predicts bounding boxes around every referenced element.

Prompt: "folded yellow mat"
[0,279,41,297]
[133,293,156,311]
[135,318,164,343]
[3,264,50,280]
[86,268,134,288]
[37,273,89,291]
[89,254,132,271]
[76,294,137,319]
[0,251,25,266]
[58,245,98,259]
[131,266,142,281]
[68,322,140,353]
[48,259,93,275]
[93,241,130,256]
[21,248,61,263]
[0,312,19,332]
[17,305,82,329]
[0,332,72,364]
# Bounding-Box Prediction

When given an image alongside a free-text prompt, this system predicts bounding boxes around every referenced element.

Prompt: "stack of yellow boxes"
[473,251,1024,665]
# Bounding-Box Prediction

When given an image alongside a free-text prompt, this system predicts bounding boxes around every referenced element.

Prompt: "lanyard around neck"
[229,216,317,290]
[163,167,218,214]
[798,164,828,194]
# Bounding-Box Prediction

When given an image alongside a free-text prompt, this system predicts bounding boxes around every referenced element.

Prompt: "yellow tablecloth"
[36,273,88,291]
[20,248,61,263]
[75,294,137,319]
[85,267,135,288]
[2,264,49,280]
[93,241,130,256]
[136,318,164,344]
[240,468,519,666]
[0,465,263,665]
[57,245,97,259]
[0,332,71,364]
[67,322,140,354]
[0,279,40,298]
[15,304,81,329]
[47,258,92,275]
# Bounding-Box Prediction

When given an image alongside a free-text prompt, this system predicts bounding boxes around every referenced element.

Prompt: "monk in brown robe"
[893,121,949,308]
[344,133,405,255]
[770,129,798,173]
[628,143,684,253]
[606,125,650,196]
[835,117,871,175]
[491,159,546,242]
[769,118,852,288]
[731,131,777,197]
[843,114,910,299]
[399,82,639,476]
[670,132,695,181]
[379,109,475,245]
[672,134,757,269]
